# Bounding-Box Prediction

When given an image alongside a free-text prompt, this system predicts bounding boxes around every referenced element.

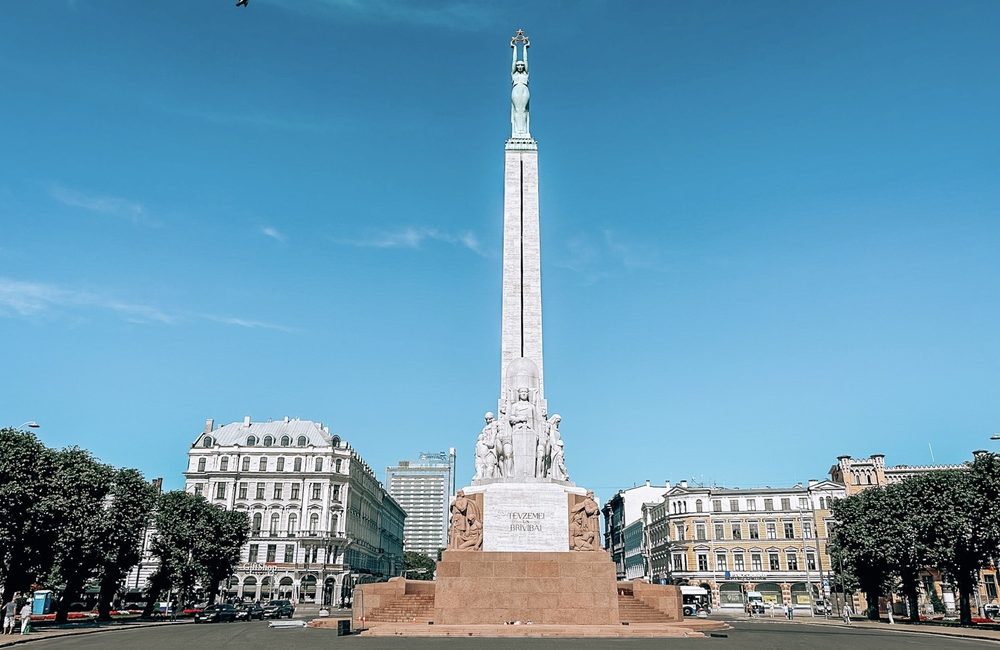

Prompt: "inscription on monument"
[483,484,568,551]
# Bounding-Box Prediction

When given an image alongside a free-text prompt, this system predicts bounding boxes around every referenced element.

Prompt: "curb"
[0,621,190,648]
[789,620,1000,645]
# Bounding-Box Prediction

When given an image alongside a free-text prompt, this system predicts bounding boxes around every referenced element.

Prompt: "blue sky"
[2,1,998,500]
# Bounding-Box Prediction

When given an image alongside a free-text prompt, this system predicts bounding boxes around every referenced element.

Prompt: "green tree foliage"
[95,470,158,621]
[403,551,437,580]
[143,491,249,614]
[830,487,895,620]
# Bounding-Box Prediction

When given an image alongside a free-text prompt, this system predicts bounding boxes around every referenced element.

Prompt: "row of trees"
[0,427,248,622]
[830,451,1000,625]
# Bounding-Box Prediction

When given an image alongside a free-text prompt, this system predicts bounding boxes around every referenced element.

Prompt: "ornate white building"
[184,416,404,606]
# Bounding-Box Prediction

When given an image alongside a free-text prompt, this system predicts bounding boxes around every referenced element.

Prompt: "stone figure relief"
[473,412,499,480]
[448,490,483,551]
[510,29,530,138]
[547,414,568,481]
[569,490,600,551]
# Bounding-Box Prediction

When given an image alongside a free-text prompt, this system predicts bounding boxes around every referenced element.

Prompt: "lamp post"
[990,434,1000,441]
[17,421,40,429]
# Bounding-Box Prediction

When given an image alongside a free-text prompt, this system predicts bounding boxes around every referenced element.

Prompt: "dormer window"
[202,437,214,448]
[263,436,274,447]
[280,435,291,447]
[297,436,308,447]
[246,435,258,446]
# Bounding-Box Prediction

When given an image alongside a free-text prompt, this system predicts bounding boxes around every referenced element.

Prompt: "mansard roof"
[194,418,339,449]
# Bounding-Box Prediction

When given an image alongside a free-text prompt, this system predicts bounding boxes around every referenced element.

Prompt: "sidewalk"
[723,612,1000,644]
[0,619,189,647]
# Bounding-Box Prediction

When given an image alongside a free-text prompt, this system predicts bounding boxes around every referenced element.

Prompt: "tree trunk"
[899,572,921,622]
[54,576,85,624]
[957,579,974,625]
[96,568,122,622]
[142,573,169,618]
[864,588,881,620]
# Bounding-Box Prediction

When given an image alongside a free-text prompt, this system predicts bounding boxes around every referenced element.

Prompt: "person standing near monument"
[18,600,31,635]
[2,598,16,634]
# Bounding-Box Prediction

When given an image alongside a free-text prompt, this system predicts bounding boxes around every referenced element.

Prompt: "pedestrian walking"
[768,601,775,618]
[842,602,853,625]
[788,603,794,620]
[169,599,178,622]
[19,601,31,635]
[2,599,16,634]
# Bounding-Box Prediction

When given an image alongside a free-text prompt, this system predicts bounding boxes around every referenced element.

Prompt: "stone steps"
[363,594,435,624]
[618,595,673,623]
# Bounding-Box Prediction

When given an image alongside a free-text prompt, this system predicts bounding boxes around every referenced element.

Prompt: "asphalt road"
[22,620,998,649]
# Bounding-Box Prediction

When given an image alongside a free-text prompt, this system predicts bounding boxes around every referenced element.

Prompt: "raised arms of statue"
[509,29,531,138]
[511,29,529,74]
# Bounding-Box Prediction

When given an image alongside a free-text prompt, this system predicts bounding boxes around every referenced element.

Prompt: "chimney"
[645,480,650,487]
[679,480,688,488]
[283,416,289,424]
[243,415,251,428]
[807,479,818,487]
[204,418,214,433]
[665,481,672,491]
[151,477,163,494]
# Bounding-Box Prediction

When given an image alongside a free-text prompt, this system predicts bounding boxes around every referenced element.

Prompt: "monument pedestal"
[433,550,620,625]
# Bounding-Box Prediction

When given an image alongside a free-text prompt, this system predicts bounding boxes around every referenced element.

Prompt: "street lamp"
[18,421,40,429]
[990,434,1000,441]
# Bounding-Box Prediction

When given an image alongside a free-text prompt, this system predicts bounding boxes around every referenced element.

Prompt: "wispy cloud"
[0,277,295,332]
[261,226,287,243]
[0,277,174,324]
[334,226,489,256]
[48,184,158,226]
[264,0,497,30]
[554,230,662,281]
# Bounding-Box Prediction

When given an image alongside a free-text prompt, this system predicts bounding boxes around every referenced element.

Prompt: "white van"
[746,591,764,614]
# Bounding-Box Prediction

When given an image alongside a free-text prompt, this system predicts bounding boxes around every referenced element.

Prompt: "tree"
[830,487,895,620]
[403,551,436,580]
[0,428,57,612]
[42,447,115,623]
[196,508,250,605]
[95,470,158,621]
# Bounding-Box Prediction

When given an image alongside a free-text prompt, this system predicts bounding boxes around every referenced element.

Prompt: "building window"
[220,457,229,471]
[273,484,283,500]
[248,544,259,562]
[714,523,725,540]
[333,485,341,501]
[806,552,817,571]
[291,483,301,500]
[194,483,204,497]
[263,436,274,447]
[766,522,777,539]
[256,483,265,500]
[297,436,308,447]
[197,458,206,472]
[690,499,700,513]
[331,514,339,533]
[266,544,276,562]
[769,552,781,571]
[311,483,321,499]
[202,437,213,448]
[715,553,727,572]
[786,552,798,571]
[315,457,323,472]
[284,545,294,563]
[335,459,343,473]
[747,499,756,511]
[277,457,285,471]
[238,483,247,499]
[780,498,791,511]
[280,435,291,447]
[764,498,774,511]
[730,499,740,512]
[309,513,319,532]
[803,521,813,539]
[294,457,303,472]
[270,513,280,535]
[288,514,298,536]
[798,497,809,509]
[695,523,706,541]
[733,553,745,571]
[215,483,226,499]
[731,523,742,540]
[258,458,267,472]
[783,522,795,539]
[675,524,685,540]
[241,457,251,472]
[672,553,685,571]
[697,554,709,571]
[751,553,763,571]
[712,499,722,512]
[985,574,997,600]
[749,523,760,539]
[246,435,257,446]
[252,513,262,533]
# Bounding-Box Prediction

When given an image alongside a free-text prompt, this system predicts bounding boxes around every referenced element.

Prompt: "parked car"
[985,603,999,619]
[235,603,265,621]
[194,604,237,623]
[262,600,295,619]
[813,599,832,615]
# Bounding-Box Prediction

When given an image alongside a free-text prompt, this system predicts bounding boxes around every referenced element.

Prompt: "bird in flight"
[236,0,248,6]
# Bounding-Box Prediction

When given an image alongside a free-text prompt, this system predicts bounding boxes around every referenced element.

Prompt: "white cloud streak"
[0,277,295,333]
[48,184,158,226]
[334,226,489,256]
[261,226,287,243]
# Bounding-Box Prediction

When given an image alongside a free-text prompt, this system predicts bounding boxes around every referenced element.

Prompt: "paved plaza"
[5,619,998,649]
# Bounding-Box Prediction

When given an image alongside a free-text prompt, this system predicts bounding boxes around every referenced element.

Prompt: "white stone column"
[500,142,544,399]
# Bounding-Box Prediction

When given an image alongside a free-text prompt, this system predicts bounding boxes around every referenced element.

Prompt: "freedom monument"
[348,31,688,633]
